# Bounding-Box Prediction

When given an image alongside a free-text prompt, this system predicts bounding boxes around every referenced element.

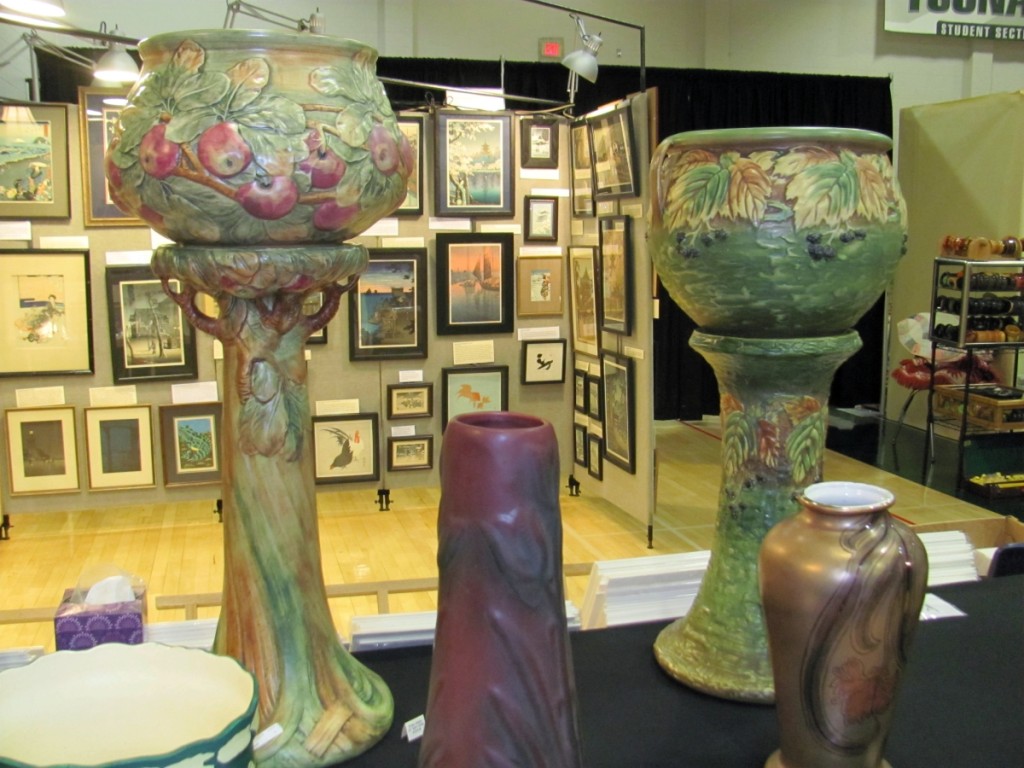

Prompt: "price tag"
[253,722,283,749]
[401,714,426,742]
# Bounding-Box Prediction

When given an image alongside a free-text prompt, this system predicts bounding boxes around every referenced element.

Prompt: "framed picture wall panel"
[0,101,70,219]
[4,405,79,495]
[435,232,514,335]
[434,111,514,217]
[84,405,155,491]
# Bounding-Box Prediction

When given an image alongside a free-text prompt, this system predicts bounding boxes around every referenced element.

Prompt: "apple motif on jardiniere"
[105,30,411,246]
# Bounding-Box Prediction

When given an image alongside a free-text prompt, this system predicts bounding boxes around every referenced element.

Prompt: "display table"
[349,576,1023,767]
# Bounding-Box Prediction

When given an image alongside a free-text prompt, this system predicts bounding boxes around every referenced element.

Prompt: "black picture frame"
[573,423,588,468]
[524,195,559,242]
[441,365,509,429]
[587,102,639,200]
[521,339,567,384]
[312,413,380,484]
[395,114,424,216]
[586,372,603,421]
[587,434,604,480]
[387,435,434,471]
[569,119,595,218]
[386,383,433,420]
[303,292,327,345]
[434,111,514,217]
[602,352,636,474]
[520,115,559,169]
[435,232,514,335]
[349,248,428,360]
[105,265,198,383]
[598,215,634,336]
[574,366,589,413]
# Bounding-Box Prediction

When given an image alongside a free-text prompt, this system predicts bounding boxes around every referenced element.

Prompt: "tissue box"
[54,588,147,651]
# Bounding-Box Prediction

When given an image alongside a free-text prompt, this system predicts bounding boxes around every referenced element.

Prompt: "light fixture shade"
[94,47,139,83]
[0,0,65,17]
[562,49,598,83]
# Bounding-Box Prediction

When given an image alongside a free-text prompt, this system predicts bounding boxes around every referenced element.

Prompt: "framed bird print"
[312,412,380,484]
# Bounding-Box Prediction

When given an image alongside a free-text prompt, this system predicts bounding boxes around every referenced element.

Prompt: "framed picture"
[0,249,93,376]
[587,435,604,480]
[587,102,639,200]
[586,372,603,421]
[520,116,559,169]
[568,246,600,357]
[387,435,434,471]
[435,232,514,335]
[303,292,327,345]
[105,265,198,383]
[312,413,380,484]
[84,405,154,491]
[602,352,636,474]
[598,216,634,336]
[573,366,588,413]
[441,365,508,429]
[4,405,78,495]
[386,383,433,420]
[524,195,559,242]
[395,114,424,215]
[516,254,563,317]
[0,101,70,219]
[573,423,588,468]
[78,87,142,226]
[521,339,567,384]
[569,119,595,218]
[434,111,514,217]
[349,248,428,359]
[159,402,222,487]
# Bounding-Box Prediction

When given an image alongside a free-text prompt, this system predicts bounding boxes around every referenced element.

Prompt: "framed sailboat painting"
[435,232,514,335]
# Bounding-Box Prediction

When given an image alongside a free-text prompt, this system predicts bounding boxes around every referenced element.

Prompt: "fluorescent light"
[0,0,65,18]
[0,10,67,28]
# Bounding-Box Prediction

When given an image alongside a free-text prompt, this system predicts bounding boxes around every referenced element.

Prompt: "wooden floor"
[0,420,1001,652]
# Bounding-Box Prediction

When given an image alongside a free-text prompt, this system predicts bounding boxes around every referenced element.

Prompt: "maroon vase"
[418,412,584,768]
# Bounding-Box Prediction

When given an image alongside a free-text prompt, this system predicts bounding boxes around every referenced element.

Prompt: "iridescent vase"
[105,29,411,767]
[760,482,928,768]
[648,127,908,702]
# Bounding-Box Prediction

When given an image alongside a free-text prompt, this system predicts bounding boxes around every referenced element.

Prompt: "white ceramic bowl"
[0,643,257,768]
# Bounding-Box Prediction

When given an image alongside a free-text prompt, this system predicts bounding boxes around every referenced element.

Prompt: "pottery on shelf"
[760,482,928,768]
[648,127,908,703]
[106,29,411,246]
[419,412,584,768]
[105,28,411,768]
[0,643,257,768]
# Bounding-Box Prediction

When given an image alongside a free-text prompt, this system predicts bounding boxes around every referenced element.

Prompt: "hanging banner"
[885,0,1024,40]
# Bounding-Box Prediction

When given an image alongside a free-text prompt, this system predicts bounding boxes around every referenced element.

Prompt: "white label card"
[402,714,426,742]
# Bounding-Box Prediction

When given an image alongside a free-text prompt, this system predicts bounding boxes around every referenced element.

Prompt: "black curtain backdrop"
[39,54,891,420]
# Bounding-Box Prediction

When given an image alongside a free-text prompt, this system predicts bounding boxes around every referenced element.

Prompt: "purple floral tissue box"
[54,588,147,651]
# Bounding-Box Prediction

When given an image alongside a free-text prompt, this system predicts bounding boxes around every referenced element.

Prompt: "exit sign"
[538,37,563,60]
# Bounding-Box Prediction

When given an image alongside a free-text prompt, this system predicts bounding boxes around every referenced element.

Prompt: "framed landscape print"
[568,246,600,357]
[598,216,633,336]
[106,265,198,383]
[386,383,433,420]
[303,292,326,345]
[569,119,595,217]
[312,413,380,484]
[84,405,155,491]
[516,254,563,317]
[435,232,514,335]
[524,195,558,241]
[586,372,603,421]
[159,402,222,487]
[574,366,588,413]
[520,116,559,169]
[441,365,508,429]
[387,435,434,471]
[395,114,424,215]
[573,423,588,468]
[78,87,142,226]
[5,405,78,495]
[0,249,93,376]
[602,352,636,473]
[521,339,567,384]
[587,102,639,200]
[587,435,604,480]
[349,248,427,359]
[434,111,514,217]
[0,101,70,219]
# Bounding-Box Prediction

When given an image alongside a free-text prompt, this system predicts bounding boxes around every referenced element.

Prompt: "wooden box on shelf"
[933,383,1024,432]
